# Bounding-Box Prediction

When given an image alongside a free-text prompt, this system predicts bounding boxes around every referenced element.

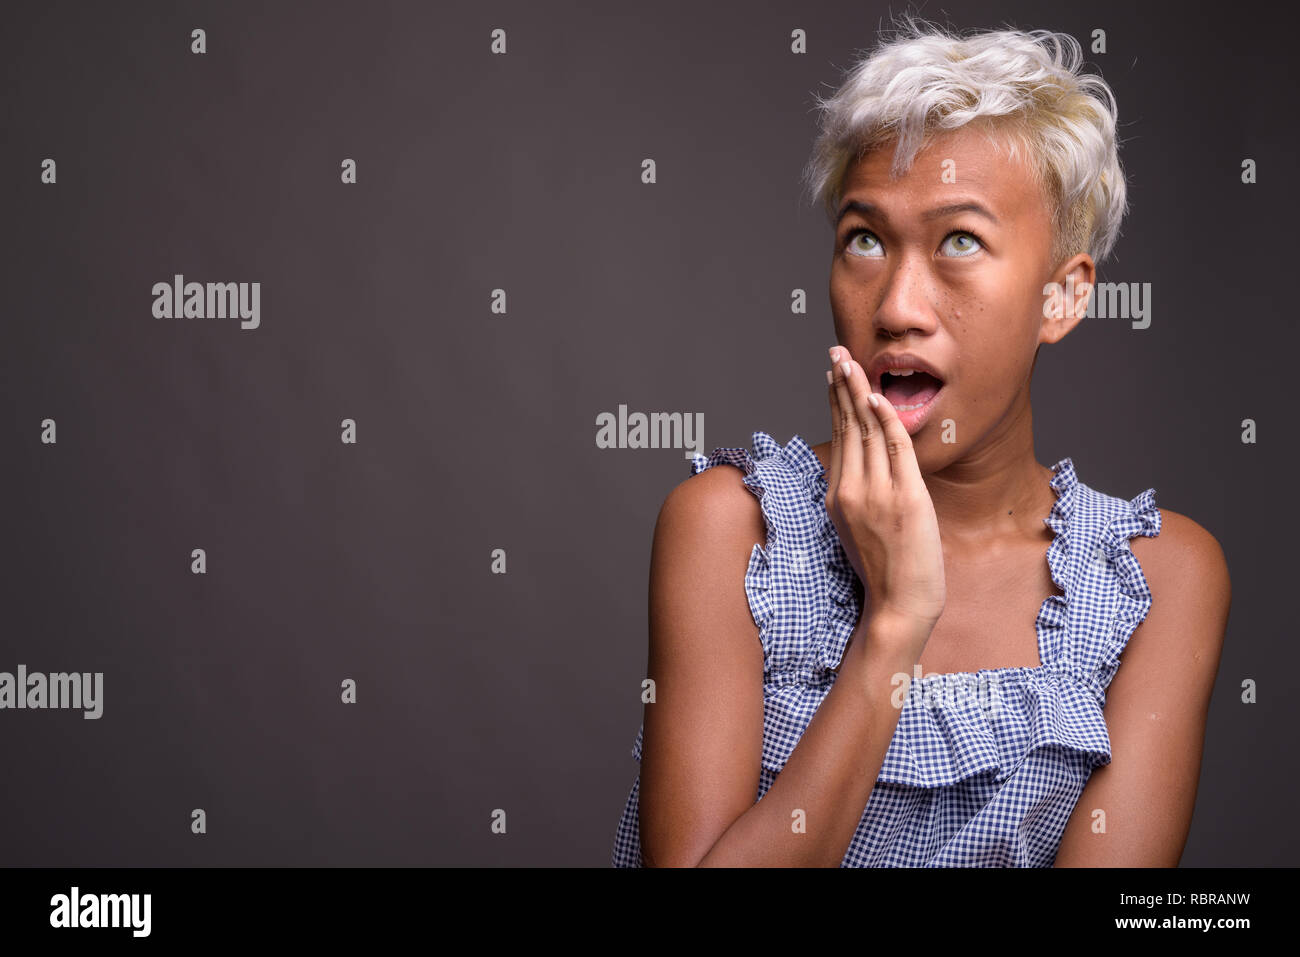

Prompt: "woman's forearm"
[695,614,929,867]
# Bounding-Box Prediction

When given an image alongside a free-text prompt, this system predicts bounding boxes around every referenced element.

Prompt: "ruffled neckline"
[684,431,1159,787]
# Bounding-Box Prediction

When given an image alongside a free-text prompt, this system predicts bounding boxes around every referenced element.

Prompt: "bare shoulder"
[1131,507,1231,603]
[655,462,766,552]
[1127,507,1232,662]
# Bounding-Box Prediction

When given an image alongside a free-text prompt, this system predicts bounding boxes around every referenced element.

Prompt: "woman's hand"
[826,346,946,650]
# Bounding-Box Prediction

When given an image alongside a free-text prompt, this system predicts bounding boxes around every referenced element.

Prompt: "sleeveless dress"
[611,430,1161,867]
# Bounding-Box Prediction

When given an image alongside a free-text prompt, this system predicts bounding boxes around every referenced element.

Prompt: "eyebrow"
[835,199,1001,228]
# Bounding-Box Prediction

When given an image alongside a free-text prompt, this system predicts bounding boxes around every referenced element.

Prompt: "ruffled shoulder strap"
[688,431,830,677]
[1039,457,1161,702]
[690,430,823,493]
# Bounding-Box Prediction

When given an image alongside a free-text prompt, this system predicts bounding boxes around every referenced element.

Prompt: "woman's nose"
[873,263,939,340]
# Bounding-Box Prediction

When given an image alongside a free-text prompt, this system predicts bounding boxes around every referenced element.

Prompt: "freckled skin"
[826,124,1094,476]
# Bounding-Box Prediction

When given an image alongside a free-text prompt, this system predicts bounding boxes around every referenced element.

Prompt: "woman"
[612,19,1230,867]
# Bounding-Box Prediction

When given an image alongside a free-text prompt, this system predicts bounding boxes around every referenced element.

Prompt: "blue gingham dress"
[611,430,1161,867]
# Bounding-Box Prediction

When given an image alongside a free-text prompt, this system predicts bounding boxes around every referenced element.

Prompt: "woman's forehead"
[841,129,1047,223]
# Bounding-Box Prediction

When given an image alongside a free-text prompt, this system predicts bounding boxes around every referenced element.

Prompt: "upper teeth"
[887,369,916,376]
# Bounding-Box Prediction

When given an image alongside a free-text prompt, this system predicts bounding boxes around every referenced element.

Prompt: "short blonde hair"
[801,16,1128,267]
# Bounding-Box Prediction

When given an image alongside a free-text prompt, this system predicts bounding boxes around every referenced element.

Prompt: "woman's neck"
[811,392,1057,553]
[923,396,1056,552]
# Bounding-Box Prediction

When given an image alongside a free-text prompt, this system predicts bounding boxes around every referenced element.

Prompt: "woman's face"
[828,124,1090,469]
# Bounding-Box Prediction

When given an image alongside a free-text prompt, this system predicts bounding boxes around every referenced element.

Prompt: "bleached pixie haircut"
[802,17,1128,268]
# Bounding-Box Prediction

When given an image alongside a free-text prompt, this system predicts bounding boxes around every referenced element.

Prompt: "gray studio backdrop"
[2,0,1294,866]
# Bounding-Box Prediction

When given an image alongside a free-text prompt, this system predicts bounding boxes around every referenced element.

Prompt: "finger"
[826,368,843,491]
[830,350,863,481]
[867,390,926,490]
[843,358,891,486]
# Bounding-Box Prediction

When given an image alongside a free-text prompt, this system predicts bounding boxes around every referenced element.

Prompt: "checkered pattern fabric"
[612,431,1161,867]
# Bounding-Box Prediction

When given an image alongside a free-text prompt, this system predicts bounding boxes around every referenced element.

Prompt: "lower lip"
[888,386,943,435]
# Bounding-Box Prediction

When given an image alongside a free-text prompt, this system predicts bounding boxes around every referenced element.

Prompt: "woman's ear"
[1039,253,1096,344]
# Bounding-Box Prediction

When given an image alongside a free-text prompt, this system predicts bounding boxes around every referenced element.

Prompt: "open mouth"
[879,370,944,411]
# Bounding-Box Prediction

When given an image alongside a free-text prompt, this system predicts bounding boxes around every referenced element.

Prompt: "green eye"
[846,230,883,257]
[942,232,982,257]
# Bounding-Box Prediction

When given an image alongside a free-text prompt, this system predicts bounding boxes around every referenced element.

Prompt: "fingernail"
[840,361,851,378]
[825,369,833,384]
[828,346,840,363]
[868,393,879,408]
